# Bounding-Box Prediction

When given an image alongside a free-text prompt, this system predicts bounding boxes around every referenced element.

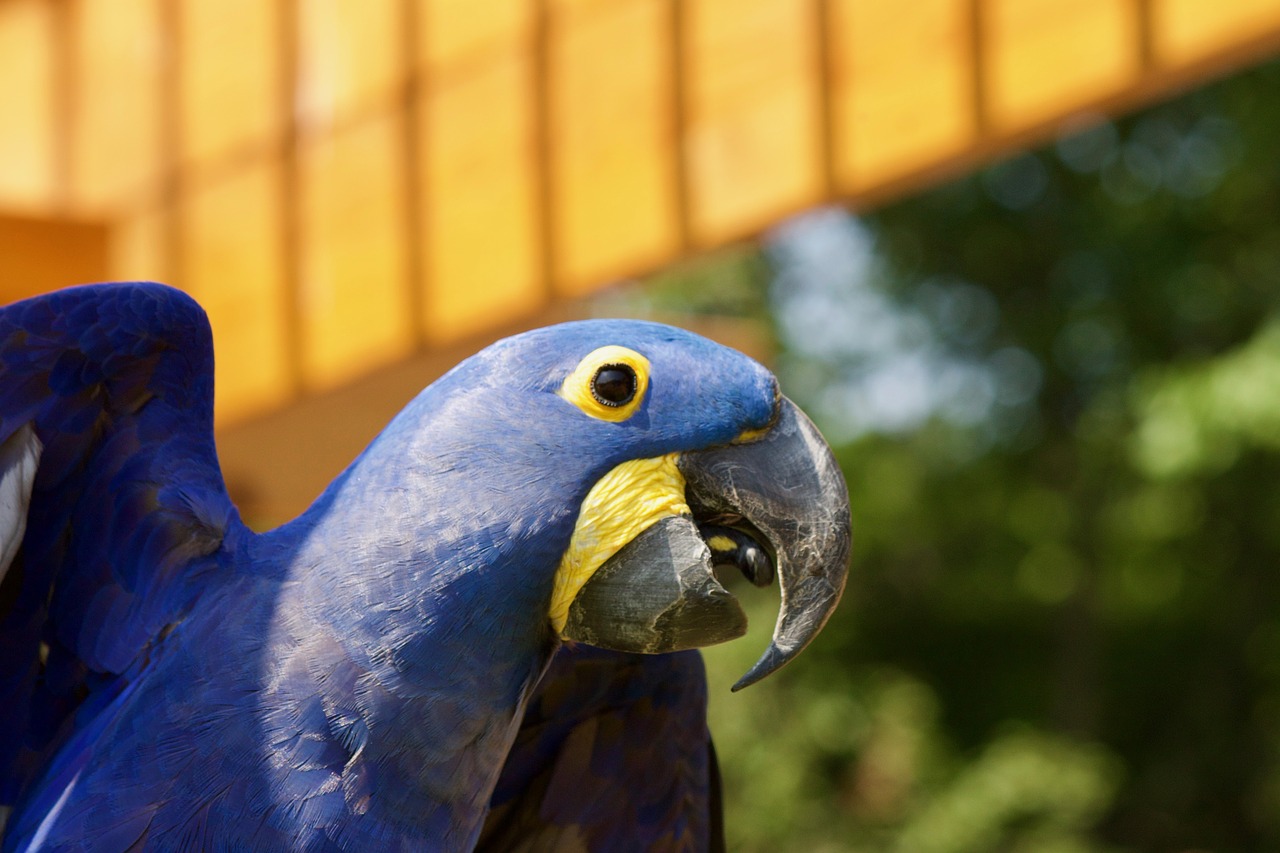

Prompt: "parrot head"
[399,319,850,691]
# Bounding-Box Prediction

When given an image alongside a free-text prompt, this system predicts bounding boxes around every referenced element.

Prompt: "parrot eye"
[591,364,636,407]
[559,345,650,422]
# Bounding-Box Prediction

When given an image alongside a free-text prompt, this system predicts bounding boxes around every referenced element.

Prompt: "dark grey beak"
[562,397,851,690]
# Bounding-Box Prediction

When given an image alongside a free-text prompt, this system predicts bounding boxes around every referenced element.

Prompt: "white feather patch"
[0,423,42,586]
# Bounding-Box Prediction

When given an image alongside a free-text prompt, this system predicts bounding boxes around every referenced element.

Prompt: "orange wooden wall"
[2,0,1280,425]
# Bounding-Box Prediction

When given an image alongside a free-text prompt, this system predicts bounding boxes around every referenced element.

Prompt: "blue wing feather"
[0,282,238,809]
[480,645,725,852]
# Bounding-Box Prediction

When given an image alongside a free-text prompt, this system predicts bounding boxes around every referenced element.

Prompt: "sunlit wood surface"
[2,0,1280,427]
[0,214,108,303]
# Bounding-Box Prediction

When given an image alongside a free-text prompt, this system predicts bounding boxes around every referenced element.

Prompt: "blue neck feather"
[250,357,604,845]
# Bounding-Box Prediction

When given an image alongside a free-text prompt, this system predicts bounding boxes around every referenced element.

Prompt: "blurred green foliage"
[626,58,1280,851]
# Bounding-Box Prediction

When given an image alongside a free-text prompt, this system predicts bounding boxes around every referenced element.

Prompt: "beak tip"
[730,641,795,691]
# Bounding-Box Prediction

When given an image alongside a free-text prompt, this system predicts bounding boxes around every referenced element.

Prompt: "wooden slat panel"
[549,0,680,295]
[421,0,532,72]
[68,0,163,212]
[110,204,170,283]
[419,0,538,343]
[299,112,414,391]
[1154,0,1280,64]
[419,52,543,342]
[181,164,290,424]
[297,0,401,129]
[547,0,613,12]
[0,0,57,209]
[9,0,1280,437]
[179,0,281,167]
[832,0,974,194]
[683,0,824,246]
[0,215,109,303]
[986,0,1141,131]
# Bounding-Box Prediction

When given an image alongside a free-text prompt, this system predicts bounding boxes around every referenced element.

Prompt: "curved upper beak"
[562,397,851,690]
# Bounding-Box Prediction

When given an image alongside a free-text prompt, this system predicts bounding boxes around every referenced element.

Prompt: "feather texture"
[0,283,235,818]
[0,282,782,850]
[481,646,725,853]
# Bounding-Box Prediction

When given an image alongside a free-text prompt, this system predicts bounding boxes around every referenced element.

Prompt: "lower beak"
[562,397,851,690]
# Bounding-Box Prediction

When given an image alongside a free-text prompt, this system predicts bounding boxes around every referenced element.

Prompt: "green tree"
[631,58,1280,851]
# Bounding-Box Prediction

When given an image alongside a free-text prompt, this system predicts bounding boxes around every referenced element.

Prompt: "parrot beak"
[562,397,851,690]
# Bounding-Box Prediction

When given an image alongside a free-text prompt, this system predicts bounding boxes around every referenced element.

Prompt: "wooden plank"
[683,0,824,246]
[548,0,681,295]
[299,112,414,391]
[419,51,544,342]
[986,0,1142,131]
[67,0,163,212]
[420,0,532,72]
[547,0,614,12]
[0,214,109,303]
[1154,0,1280,65]
[0,0,57,210]
[178,0,282,167]
[110,204,170,283]
[297,0,402,128]
[181,163,291,425]
[831,0,975,193]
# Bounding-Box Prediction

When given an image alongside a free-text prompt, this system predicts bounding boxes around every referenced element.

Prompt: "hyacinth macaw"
[0,282,850,851]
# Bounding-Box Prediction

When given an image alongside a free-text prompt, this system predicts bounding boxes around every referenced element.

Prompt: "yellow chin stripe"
[548,453,691,634]
[733,424,771,444]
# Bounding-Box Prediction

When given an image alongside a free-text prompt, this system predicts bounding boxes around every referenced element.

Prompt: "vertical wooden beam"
[161,0,182,283]
[814,0,838,201]
[967,0,991,140]
[50,0,74,213]
[531,0,557,300]
[401,0,427,349]
[279,0,303,397]
[1135,0,1157,74]
[669,0,692,254]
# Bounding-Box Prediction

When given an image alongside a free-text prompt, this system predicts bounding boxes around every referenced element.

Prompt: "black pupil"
[592,365,636,406]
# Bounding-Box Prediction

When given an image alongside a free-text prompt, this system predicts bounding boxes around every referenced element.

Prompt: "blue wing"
[0,282,237,812]
[480,645,725,852]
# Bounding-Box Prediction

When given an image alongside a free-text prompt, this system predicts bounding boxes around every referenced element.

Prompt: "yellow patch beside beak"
[548,453,690,634]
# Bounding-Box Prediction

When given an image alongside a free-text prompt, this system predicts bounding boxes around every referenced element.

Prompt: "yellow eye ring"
[559,345,650,422]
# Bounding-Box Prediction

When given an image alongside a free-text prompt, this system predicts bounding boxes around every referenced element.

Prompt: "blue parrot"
[0,282,850,851]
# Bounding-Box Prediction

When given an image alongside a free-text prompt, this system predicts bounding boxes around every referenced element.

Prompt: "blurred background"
[4,0,1280,849]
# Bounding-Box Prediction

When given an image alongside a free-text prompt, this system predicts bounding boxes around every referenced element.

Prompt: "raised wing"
[0,282,237,811]
[479,646,725,853]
